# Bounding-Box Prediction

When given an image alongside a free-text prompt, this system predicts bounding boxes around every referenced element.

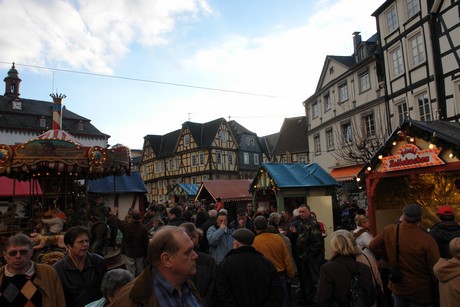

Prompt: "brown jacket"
[110,265,201,307]
[369,221,440,305]
[0,263,66,307]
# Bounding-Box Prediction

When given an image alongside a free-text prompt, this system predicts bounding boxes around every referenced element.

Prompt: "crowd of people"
[1,199,460,307]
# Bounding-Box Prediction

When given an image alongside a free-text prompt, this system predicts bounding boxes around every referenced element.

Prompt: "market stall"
[356,119,460,234]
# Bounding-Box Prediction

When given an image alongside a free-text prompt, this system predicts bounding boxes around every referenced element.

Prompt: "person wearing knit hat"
[214,223,283,306]
[430,205,460,258]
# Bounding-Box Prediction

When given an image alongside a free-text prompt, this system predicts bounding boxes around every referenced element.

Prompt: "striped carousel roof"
[33,129,84,146]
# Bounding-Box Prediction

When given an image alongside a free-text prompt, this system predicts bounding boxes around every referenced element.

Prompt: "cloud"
[0,0,211,73]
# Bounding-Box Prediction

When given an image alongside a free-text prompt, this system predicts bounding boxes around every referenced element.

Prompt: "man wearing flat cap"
[213,228,283,307]
[430,205,460,258]
[369,204,440,306]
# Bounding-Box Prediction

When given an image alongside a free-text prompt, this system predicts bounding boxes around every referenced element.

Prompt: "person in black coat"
[317,229,376,306]
[213,228,283,307]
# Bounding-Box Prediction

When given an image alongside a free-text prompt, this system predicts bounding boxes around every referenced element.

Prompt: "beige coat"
[433,257,460,307]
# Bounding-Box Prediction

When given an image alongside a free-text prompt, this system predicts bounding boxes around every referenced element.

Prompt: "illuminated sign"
[381,144,444,172]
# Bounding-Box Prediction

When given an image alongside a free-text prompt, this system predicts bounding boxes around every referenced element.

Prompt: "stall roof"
[166,183,199,196]
[88,171,147,194]
[195,179,252,202]
[330,164,364,181]
[0,177,42,196]
[251,163,340,190]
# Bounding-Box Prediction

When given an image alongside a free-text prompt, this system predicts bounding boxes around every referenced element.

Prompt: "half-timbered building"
[141,118,264,203]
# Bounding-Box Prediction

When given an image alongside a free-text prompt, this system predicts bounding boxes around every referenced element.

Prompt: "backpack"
[350,266,371,307]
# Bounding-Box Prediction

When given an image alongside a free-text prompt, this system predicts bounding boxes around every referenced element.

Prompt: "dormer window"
[39,116,46,127]
[77,120,84,130]
[12,99,22,110]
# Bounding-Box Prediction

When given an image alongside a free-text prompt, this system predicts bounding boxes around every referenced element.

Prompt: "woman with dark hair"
[85,269,134,307]
[53,226,107,307]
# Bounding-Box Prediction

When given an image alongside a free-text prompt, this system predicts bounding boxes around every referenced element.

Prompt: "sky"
[0,0,384,150]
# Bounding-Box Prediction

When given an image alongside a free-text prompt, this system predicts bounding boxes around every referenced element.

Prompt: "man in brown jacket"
[0,233,66,307]
[369,204,440,306]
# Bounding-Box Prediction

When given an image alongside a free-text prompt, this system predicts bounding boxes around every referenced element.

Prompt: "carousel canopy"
[0,129,131,180]
[0,177,42,196]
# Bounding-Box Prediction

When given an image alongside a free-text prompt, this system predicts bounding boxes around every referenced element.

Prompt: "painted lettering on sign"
[381,143,444,172]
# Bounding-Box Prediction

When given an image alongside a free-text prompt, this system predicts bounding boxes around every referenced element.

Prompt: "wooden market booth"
[250,163,340,259]
[356,119,460,234]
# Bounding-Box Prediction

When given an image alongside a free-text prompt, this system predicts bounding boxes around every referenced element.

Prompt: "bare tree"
[333,115,387,164]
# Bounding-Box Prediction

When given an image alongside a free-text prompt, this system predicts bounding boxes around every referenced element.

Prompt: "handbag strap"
[395,223,400,265]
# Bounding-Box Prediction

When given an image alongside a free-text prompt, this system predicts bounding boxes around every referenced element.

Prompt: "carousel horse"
[90,220,110,256]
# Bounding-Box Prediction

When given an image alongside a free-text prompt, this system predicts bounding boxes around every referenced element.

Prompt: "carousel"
[0,94,131,264]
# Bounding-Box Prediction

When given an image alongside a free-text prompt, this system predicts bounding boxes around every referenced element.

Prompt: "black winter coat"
[214,246,283,307]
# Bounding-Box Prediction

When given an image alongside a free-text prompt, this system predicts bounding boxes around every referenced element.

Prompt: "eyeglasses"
[7,249,30,257]
[74,239,90,245]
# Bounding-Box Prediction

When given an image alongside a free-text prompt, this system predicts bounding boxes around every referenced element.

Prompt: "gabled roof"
[166,183,200,197]
[88,171,147,194]
[195,179,252,202]
[184,118,224,147]
[357,119,460,183]
[144,129,181,158]
[272,116,308,155]
[259,132,279,161]
[250,163,340,190]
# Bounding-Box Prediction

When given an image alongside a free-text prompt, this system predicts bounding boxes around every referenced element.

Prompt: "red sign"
[381,144,444,172]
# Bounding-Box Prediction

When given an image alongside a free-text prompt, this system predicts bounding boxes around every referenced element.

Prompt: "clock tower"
[4,63,22,97]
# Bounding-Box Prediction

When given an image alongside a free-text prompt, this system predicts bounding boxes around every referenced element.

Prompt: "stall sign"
[381,144,444,172]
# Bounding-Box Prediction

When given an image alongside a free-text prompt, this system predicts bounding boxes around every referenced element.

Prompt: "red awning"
[0,177,42,196]
[196,179,252,202]
[329,165,364,181]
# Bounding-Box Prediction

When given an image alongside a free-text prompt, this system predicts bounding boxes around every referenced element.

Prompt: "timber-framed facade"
[141,118,263,203]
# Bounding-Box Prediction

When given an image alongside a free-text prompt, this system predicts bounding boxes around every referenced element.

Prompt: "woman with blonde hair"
[353,214,376,259]
[317,230,378,306]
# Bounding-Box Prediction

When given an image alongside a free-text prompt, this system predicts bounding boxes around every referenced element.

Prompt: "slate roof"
[258,132,279,161]
[272,116,308,154]
[228,120,257,143]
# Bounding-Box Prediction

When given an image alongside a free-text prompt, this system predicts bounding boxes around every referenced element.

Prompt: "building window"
[326,129,334,151]
[158,180,163,189]
[39,116,46,128]
[339,83,348,102]
[323,92,331,111]
[390,47,404,78]
[184,135,190,147]
[191,155,198,167]
[359,71,370,92]
[216,151,222,164]
[191,176,197,184]
[243,152,249,164]
[254,154,259,165]
[386,6,398,33]
[312,101,319,118]
[77,120,83,131]
[313,135,321,155]
[409,33,425,67]
[417,93,432,121]
[219,130,228,142]
[228,153,233,165]
[202,175,209,181]
[168,159,173,171]
[246,136,255,146]
[174,158,180,170]
[342,123,353,145]
[396,102,408,124]
[363,113,376,138]
[406,0,419,18]
[199,152,205,165]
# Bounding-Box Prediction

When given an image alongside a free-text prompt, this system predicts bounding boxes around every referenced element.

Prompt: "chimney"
[353,31,362,53]
[50,93,66,130]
